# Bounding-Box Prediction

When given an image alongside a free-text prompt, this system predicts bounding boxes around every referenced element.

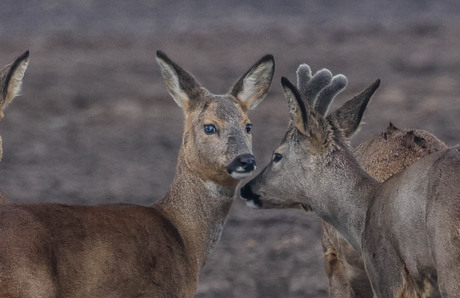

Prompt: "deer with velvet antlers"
[295,64,447,297]
[0,51,274,297]
[241,65,459,297]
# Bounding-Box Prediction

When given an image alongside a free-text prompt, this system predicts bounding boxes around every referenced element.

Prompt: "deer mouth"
[228,169,256,179]
[227,154,256,179]
[240,184,262,208]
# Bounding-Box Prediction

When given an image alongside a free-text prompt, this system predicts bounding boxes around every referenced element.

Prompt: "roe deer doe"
[294,64,448,297]
[0,51,29,204]
[0,51,274,297]
[241,70,459,297]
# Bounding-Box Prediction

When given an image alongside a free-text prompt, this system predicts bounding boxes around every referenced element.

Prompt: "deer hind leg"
[426,150,460,297]
[321,222,355,297]
[427,218,460,296]
[324,247,356,297]
[362,236,410,297]
[435,248,460,296]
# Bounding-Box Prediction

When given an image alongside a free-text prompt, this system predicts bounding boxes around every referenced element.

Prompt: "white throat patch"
[204,181,235,198]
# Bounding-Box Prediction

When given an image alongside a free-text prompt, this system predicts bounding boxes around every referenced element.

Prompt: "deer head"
[156,51,275,188]
[241,66,379,211]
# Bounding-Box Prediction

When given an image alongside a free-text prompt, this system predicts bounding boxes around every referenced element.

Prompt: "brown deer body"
[0,51,30,204]
[241,68,459,297]
[0,51,274,297]
[323,123,448,297]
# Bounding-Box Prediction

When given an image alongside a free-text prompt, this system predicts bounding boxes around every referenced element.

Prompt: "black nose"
[240,154,256,171]
[240,184,262,207]
[227,153,256,174]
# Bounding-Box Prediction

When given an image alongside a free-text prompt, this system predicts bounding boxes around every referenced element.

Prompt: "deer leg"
[362,237,408,297]
[321,222,355,297]
[427,217,460,296]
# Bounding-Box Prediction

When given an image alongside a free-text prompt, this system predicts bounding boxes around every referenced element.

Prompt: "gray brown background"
[0,1,459,297]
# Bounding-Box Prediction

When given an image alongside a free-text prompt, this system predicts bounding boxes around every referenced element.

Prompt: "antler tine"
[315,74,348,115]
[296,66,333,106]
[296,64,312,96]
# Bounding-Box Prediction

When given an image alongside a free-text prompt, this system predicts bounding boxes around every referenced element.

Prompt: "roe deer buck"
[0,50,29,204]
[241,70,460,297]
[0,51,274,297]
[294,64,448,297]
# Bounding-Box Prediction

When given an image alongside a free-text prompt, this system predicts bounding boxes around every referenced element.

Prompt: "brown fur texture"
[321,123,448,298]
[0,204,194,297]
[0,52,274,297]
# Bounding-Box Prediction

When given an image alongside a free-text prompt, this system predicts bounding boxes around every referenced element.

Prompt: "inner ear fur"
[1,51,29,107]
[156,51,203,110]
[0,50,29,119]
[229,54,275,111]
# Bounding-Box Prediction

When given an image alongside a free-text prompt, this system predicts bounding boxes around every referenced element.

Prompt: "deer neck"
[155,155,235,271]
[310,149,379,253]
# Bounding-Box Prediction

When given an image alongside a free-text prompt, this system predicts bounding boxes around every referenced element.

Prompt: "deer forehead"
[283,121,340,158]
[275,125,302,154]
[197,96,249,124]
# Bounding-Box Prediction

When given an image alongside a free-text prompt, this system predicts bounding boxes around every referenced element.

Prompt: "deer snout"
[226,153,256,179]
[240,184,262,208]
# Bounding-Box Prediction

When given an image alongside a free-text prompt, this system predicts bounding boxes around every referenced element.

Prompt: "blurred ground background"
[0,1,459,297]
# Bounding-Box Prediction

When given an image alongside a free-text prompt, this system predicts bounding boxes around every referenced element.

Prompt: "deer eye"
[273,153,283,163]
[204,124,217,135]
[246,124,253,134]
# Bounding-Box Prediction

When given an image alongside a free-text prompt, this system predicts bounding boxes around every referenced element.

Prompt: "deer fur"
[323,123,448,298]
[241,69,459,297]
[0,51,274,297]
[0,51,30,204]
[296,65,448,297]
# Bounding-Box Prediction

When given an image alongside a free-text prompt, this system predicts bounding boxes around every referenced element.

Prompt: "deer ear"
[330,79,380,138]
[0,50,29,119]
[281,77,309,135]
[229,54,275,111]
[156,51,203,110]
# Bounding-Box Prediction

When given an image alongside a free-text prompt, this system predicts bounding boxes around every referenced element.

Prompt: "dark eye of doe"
[273,153,283,163]
[246,123,253,133]
[204,124,217,135]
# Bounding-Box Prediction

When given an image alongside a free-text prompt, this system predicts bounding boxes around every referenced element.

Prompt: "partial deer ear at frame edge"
[228,54,275,111]
[1,50,30,110]
[155,50,203,110]
[329,79,381,138]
